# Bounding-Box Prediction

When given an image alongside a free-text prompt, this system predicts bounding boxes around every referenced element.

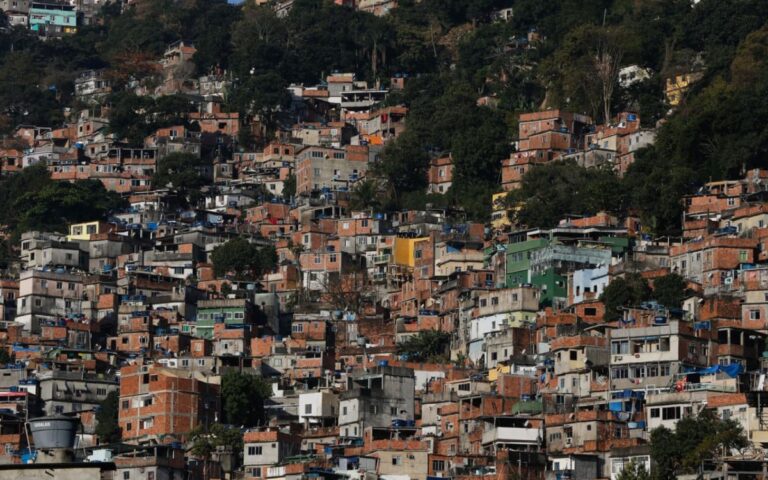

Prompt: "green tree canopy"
[5,169,126,237]
[95,391,121,444]
[152,152,209,205]
[511,160,626,228]
[650,409,748,479]
[600,273,651,322]
[211,238,278,280]
[616,459,650,480]
[397,330,451,363]
[651,274,687,310]
[220,370,272,427]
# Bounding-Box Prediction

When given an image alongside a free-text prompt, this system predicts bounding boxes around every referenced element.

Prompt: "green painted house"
[196,298,256,340]
[505,238,549,287]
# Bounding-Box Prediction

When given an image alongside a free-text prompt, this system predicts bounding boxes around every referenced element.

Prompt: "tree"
[13,178,126,237]
[220,370,272,427]
[152,152,208,205]
[593,27,625,123]
[0,348,12,365]
[189,423,244,480]
[650,409,748,480]
[376,132,430,207]
[651,274,687,309]
[511,160,626,228]
[349,178,382,212]
[211,238,277,280]
[616,459,650,480]
[107,91,157,145]
[397,330,451,363]
[0,52,63,133]
[282,173,296,202]
[600,273,651,322]
[95,391,121,444]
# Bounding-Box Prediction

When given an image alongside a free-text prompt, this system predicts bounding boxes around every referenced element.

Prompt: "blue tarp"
[608,401,624,412]
[686,364,744,378]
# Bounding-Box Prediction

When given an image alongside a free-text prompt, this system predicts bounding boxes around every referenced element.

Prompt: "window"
[584,307,597,316]
[124,472,130,480]
[369,405,378,414]
[292,324,304,333]
[126,422,132,431]
[650,408,660,418]
[122,400,129,410]
[56,282,62,289]
[662,406,681,420]
[342,406,348,415]
[612,367,629,379]
[750,310,761,320]
[305,404,312,414]
[611,341,629,355]
[248,446,263,456]
[491,297,499,306]
[392,456,401,466]
[97,388,107,396]
[433,460,446,471]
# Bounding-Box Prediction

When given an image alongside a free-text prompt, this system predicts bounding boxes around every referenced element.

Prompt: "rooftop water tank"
[29,416,79,449]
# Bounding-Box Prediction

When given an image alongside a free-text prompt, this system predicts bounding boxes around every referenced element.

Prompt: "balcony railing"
[372,254,390,264]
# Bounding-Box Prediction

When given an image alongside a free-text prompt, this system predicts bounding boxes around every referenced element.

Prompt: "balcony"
[372,254,391,264]
[372,272,387,283]
[481,427,540,445]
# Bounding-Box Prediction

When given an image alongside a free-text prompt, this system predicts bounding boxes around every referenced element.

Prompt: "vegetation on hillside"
[2,0,768,230]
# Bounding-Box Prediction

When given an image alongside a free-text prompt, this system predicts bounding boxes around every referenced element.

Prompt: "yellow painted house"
[393,237,429,267]
[487,363,511,382]
[67,221,103,241]
[491,191,514,230]
[665,72,703,107]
